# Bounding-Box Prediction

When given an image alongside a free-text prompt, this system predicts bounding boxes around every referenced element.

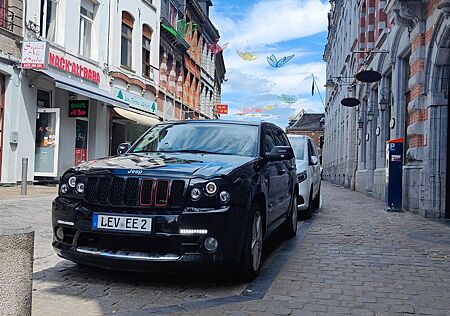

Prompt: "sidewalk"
[0,185,57,201]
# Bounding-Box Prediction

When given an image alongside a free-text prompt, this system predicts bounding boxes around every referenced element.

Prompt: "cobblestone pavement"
[1,182,450,315]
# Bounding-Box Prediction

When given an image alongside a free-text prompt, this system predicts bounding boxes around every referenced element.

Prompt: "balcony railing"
[0,5,23,36]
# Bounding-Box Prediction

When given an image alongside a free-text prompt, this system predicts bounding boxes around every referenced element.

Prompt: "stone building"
[286,110,325,155]
[323,0,450,218]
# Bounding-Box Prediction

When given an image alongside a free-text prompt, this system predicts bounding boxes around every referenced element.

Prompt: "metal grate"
[170,180,185,206]
[140,179,153,206]
[86,177,98,202]
[155,180,170,206]
[110,177,125,205]
[124,178,139,206]
[97,177,112,204]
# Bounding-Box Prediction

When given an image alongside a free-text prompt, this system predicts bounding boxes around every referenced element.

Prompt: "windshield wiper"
[166,149,220,154]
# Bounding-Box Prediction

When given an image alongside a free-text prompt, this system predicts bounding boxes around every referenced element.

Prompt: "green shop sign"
[114,88,157,114]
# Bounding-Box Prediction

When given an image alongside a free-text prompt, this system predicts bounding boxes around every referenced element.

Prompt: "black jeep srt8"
[52,120,298,279]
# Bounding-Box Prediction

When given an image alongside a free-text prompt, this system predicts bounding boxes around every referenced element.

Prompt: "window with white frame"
[40,0,58,41]
[79,0,95,58]
[142,25,153,78]
[121,11,134,68]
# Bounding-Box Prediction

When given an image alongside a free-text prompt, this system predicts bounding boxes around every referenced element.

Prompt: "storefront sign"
[21,41,48,69]
[69,100,89,117]
[114,88,157,114]
[216,104,228,114]
[48,51,101,83]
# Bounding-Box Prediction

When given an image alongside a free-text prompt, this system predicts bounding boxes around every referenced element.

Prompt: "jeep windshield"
[131,123,259,157]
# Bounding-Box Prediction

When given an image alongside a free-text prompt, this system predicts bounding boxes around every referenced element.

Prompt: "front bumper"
[297,180,311,211]
[52,197,248,272]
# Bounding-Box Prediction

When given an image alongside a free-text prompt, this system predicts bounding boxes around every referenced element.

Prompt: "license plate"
[92,214,152,233]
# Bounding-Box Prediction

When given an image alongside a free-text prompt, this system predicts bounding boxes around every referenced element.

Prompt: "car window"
[308,140,316,158]
[288,137,305,160]
[264,127,276,153]
[273,128,289,146]
[132,123,259,157]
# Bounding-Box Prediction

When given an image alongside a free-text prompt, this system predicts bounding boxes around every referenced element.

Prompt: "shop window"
[37,90,52,108]
[40,0,58,42]
[121,11,134,68]
[142,25,153,78]
[79,0,95,58]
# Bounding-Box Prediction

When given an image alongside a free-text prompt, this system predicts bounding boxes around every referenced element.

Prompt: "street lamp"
[378,88,391,112]
[367,101,376,122]
[358,117,365,129]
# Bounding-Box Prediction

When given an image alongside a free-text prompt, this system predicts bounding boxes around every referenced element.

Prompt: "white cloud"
[212,0,330,48]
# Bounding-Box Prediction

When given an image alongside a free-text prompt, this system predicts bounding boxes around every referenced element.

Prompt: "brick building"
[286,111,325,155]
[323,0,450,218]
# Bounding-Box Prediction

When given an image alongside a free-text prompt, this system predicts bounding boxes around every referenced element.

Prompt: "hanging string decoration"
[236,50,259,61]
[267,54,295,68]
[207,39,229,55]
[278,94,297,104]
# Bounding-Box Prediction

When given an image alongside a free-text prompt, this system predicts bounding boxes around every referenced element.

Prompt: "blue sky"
[210,0,330,128]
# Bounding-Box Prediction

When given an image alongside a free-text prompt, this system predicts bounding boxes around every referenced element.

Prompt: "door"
[262,126,280,224]
[75,119,88,165]
[0,75,4,180]
[308,139,320,198]
[35,108,60,177]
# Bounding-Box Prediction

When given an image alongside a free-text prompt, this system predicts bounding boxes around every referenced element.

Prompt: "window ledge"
[142,0,157,12]
[120,65,135,74]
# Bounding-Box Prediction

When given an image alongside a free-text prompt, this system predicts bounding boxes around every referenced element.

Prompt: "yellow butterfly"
[264,104,275,110]
[236,50,259,61]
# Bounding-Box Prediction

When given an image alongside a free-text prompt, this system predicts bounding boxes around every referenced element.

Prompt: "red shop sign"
[49,52,101,84]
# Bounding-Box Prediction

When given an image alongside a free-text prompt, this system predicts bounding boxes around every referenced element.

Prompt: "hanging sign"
[114,88,157,114]
[216,104,228,114]
[69,100,89,117]
[21,41,49,69]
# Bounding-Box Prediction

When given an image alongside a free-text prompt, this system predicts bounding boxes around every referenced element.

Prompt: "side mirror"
[117,143,131,155]
[265,146,294,162]
[310,155,319,165]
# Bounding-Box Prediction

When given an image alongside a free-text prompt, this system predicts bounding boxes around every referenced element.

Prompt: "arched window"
[121,11,134,68]
[142,24,153,78]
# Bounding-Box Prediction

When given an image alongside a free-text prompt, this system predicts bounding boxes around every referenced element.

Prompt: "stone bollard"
[0,227,34,316]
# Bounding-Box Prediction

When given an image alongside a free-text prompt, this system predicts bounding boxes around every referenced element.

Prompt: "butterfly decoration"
[263,104,275,110]
[207,39,229,55]
[267,54,295,68]
[177,19,198,37]
[161,23,179,38]
[236,50,259,61]
[278,95,298,104]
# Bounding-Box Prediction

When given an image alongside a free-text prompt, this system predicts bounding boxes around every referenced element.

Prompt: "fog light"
[204,237,218,252]
[68,176,77,188]
[56,227,64,241]
[205,182,217,195]
[180,229,208,235]
[191,188,202,201]
[76,182,85,194]
[219,191,231,203]
[60,184,68,194]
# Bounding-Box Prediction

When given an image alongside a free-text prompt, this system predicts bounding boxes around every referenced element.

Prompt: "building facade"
[323,0,450,218]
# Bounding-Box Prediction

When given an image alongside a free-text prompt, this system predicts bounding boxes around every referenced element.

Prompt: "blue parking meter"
[385,138,403,211]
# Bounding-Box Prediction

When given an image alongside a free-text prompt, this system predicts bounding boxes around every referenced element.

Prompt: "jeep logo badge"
[128,169,143,175]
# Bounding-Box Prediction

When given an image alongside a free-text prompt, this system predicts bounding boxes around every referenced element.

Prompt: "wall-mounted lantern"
[367,108,375,122]
[378,88,391,112]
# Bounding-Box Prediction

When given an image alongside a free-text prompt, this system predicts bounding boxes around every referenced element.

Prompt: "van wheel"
[312,186,321,209]
[283,195,297,238]
[240,206,263,281]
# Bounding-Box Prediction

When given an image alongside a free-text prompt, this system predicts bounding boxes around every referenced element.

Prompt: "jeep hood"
[74,152,256,178]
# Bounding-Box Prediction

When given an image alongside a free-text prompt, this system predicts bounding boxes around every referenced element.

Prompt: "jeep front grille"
[83,176,185,209]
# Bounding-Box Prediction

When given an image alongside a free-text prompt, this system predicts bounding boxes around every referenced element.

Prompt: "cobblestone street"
[2,182,450,315]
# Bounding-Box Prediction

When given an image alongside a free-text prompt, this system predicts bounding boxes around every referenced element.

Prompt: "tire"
[283,195,297,238]
[312,186,321,209]
[298,189,313,220]
[240,206,264,281]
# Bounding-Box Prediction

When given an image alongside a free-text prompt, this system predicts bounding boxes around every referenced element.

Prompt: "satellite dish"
[355,70,382,83]
[341,97,361,107]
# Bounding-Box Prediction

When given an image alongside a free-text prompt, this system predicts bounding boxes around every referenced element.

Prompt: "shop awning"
[40,70,129,108]
[113,107,161,126]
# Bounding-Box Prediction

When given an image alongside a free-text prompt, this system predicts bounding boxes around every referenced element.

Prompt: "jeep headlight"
[298,170,307,183]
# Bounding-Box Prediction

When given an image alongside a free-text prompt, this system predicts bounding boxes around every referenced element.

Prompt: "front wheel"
[283,195,298,238]
[240,207,263,281]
